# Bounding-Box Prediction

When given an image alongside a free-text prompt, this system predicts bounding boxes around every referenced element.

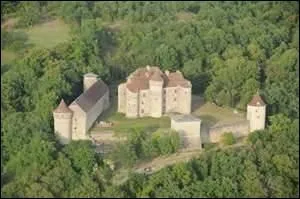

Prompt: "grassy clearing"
[92,93,170,135]
[176,11,196,22]
[22,19,71,49]
[1,18,70,64]
[1,50,17,65]
[192,95,246,127]
[112,168,130,186]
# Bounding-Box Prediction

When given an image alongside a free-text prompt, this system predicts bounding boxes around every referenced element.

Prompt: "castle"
[118,66,192,118]
[53,66,266,149]
[53,73,110,144]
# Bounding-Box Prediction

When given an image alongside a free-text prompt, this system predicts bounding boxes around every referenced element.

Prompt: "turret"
[53,99,73,144]
[247,93,266,132]
[84,73,98,92]
[149,71,163,118]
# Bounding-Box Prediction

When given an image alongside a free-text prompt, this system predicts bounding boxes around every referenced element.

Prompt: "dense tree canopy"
[1,1,299,198]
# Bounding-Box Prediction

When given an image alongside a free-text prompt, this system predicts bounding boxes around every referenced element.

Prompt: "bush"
[221,132,236,146]
[1,30,29,52]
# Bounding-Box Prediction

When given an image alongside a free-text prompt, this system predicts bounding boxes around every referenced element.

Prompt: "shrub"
[221,132,236,146]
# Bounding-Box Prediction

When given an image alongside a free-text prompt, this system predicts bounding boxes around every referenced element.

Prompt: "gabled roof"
[53,99,73,113]
[248,94,266,106]
[125,66,191,92]
[71,79,108,113]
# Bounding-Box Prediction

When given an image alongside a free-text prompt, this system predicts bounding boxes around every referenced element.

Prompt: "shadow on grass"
[191,95,205,112]
[198,114,219,127]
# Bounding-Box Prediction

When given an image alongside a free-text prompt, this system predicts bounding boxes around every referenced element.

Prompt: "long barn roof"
[70,79,108,113]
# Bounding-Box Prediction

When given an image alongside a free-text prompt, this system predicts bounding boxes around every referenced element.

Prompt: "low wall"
[208,120,250,143]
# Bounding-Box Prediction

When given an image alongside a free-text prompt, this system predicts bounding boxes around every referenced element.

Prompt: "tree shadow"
[191,95,205,112]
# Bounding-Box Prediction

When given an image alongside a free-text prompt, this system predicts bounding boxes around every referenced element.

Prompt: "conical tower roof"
[248,94,266,106]
[53,99,72,113]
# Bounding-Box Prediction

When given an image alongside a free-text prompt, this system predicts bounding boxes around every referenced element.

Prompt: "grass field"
[22,19,71,49]
[2,18,71,65]
[192,95,246,127]
[92,94,170,135]
[1,50,17,65]
[176,11,196,22]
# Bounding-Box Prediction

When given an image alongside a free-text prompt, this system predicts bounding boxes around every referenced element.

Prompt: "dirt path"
[133,149,202,174]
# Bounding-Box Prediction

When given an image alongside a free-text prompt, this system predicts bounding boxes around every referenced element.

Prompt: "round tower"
[84,73,98,92]
[149,71,164,118]
[53,99,73,144]
[247,93,266,132]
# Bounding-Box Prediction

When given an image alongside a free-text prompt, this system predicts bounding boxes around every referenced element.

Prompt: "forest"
[1,1,299,198]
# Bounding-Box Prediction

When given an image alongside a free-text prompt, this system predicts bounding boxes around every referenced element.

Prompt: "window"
[174,98,176,101]
[257,116,260,119]
[255,109,258,113]
[174,90,177,93]
[141,109,144,114]
[141,101,144,105]
[143,93,146,97]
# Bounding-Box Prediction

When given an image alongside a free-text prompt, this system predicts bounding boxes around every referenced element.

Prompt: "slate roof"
[71,79,108,113]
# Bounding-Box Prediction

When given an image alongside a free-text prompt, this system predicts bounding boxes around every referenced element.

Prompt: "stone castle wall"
[208,120,250,143]
[69,104,87,140]
[120,86,191,118]
[171,118,202,149]
[247,105,266,132]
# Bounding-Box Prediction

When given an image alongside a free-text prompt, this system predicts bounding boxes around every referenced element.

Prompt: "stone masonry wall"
[208,120,250,143]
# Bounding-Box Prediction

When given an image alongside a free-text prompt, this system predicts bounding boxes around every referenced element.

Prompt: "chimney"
[165,70,170,76]
[176,70,181,74]
[145,72,150,78]
[146,65,150,71]
[83,73,98,92]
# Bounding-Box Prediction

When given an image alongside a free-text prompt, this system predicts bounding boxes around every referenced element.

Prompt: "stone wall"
[247,105,266,132]
[69,104,87,140]
[139,90,150,117]
[53,112,73,144]
[149,80,163,118]
[171,118,202,149]
[126,88,139,118]
[165,87,177,113]
[118,83,126,113]
[208,120,250,143]
[177,87,191,114]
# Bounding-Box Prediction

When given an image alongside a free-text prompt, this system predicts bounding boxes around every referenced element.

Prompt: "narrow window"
[141,109,144,113]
